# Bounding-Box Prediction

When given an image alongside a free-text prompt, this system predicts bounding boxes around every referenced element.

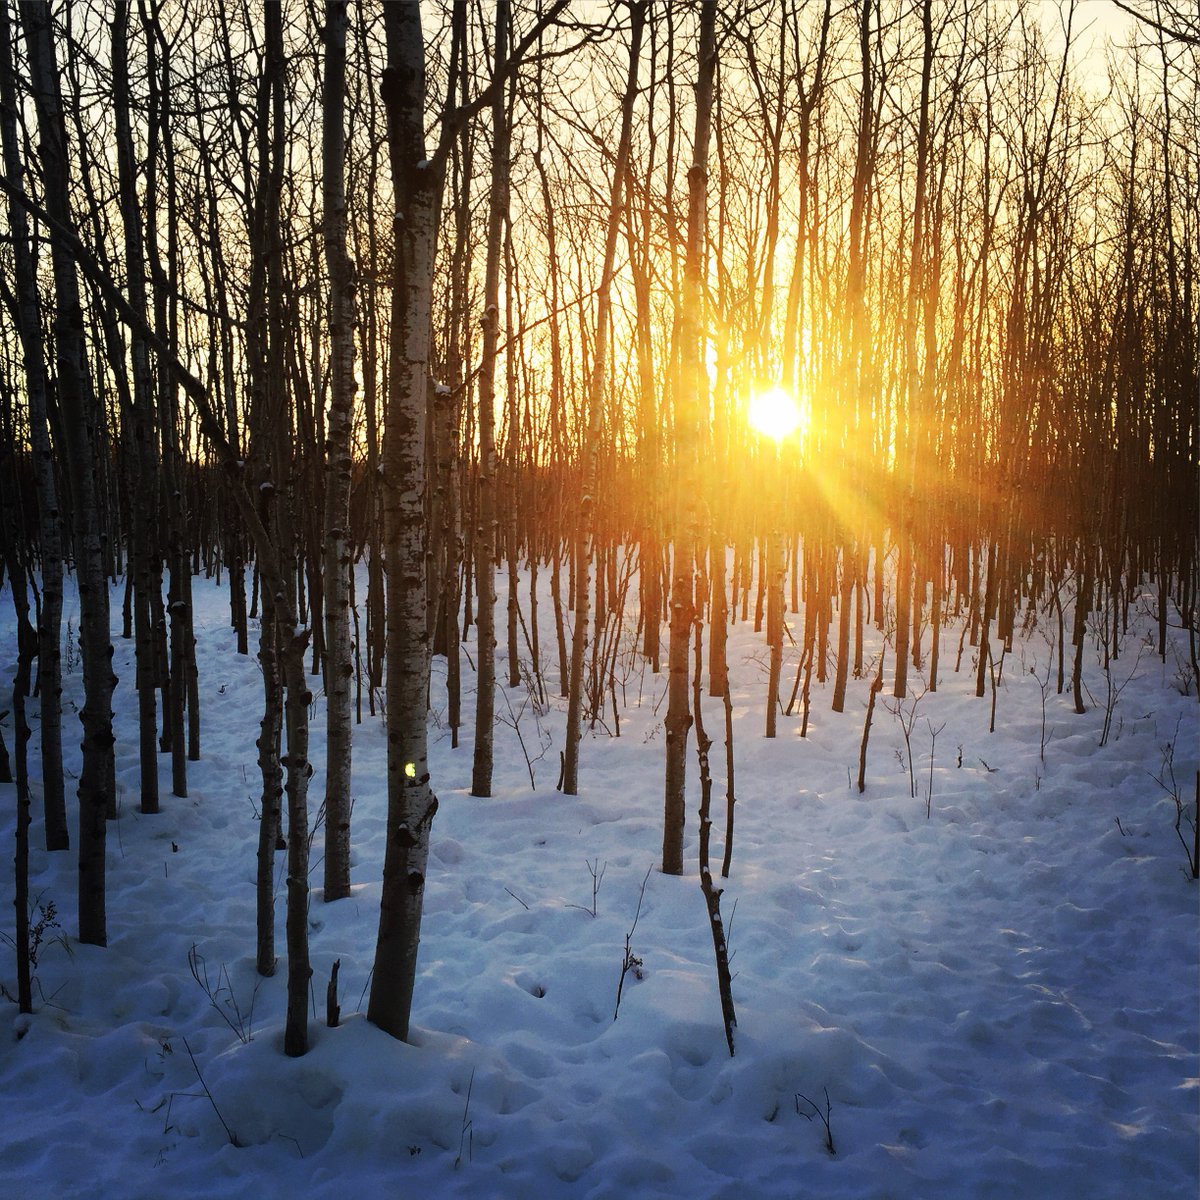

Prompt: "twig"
[453,1069,474,1169]
[187,944,257,1044]
[857,652,885,793]
[356,966,374,1013]
[565,858,606,917]
[926,719,946,819]
[613,866,652,1021]
[181,1037,240,1147]
[498,687,538,789]
[795,1087,836,1156]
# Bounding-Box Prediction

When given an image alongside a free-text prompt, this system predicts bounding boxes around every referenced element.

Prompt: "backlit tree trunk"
[368,2,443,1040]
[321,0,356,902]
[21,1,116,946]
[471,0,509,799]
[562,1,645,796]
[113,0,162,816]
[0,2,67,853]
[663,0,716,876]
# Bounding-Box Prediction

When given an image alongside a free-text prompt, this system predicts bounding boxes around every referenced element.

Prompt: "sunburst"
[748,385,808,444]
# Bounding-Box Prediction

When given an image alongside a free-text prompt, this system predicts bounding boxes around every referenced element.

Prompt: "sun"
[748,385,807,443]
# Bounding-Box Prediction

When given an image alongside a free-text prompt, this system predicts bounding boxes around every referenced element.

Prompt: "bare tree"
[663,0,716,876]
[0,1,67,853]
[20,1,116,946]
[563,0,647,796]
[369,0,570,1039]
[321,0,356,902]
[471,0,509,799]
[112,0,163,816]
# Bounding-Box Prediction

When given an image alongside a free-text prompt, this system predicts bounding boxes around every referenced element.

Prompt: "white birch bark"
[368,0,571,1040]
[368,2,440,1040]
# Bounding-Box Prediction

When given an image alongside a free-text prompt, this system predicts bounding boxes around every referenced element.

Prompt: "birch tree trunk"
[663,0,716,875]
[0,376,36,1012]
[894,0,934,700]
[368,0,569,1038]
[142,10,192,794]
[0,1,67,853]
[368,2,442,1040]
[113,0,163,815]
[264,5,311,1057]
[471,0,509,799]
[437,4,473,748]
[321,0,356,902]
[21,1,116,946]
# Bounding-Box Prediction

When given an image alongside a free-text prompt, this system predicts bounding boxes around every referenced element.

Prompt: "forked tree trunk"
[368,0,569,1036]
[368,2,444,1040]
[22,2,116,946]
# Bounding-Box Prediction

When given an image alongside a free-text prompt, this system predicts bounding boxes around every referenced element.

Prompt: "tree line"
[1,0,1195,1058]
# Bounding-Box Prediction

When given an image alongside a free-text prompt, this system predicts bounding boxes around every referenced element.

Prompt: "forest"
[1,1,1197,1196]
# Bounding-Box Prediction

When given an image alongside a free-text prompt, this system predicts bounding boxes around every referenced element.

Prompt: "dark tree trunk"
[22,2,116,946]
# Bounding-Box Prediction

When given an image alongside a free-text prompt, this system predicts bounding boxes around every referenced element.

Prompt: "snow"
[1,564,1197,1199]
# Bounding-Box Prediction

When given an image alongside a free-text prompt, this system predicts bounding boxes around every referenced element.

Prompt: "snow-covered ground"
[1,564,1197,1198]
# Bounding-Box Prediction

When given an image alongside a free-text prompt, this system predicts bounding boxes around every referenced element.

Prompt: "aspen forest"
[1,1,1197,1196]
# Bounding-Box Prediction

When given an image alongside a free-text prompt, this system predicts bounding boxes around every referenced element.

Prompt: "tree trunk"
[562,1,646,795]
[368,2,443,1040]
[471,0,509,799]
[113,1,162,816]
[321,0,356,903]
[0,370,37,1012]
[0,2,67,852]
[663,0,716,875]
[368,0,569,1034]
[21,2,116,946]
